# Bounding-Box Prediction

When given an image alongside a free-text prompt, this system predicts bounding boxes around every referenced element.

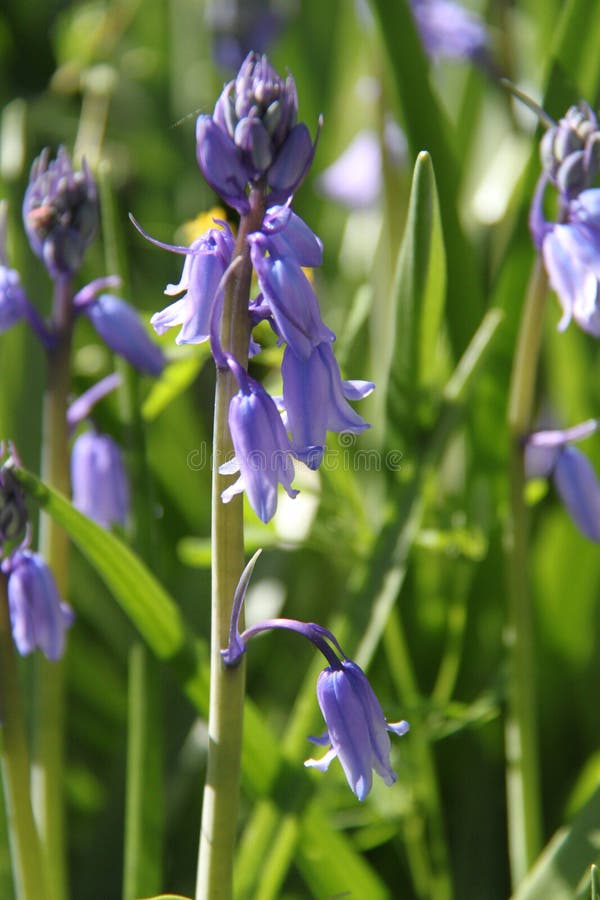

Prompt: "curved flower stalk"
[526,420,600,542]
[138,53,372,523]
[222,552,410,800]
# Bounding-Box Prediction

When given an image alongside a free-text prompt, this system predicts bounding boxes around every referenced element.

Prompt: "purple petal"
[71,431,129,528]
[251,247,334,358]
[85,294,166,376]
[315,666,375,801]
[260,206,323,267]
[224,381,298,522]
[553,446,600,542]
[267,122,316,202]
[196,116,250,213]
[7,551,74,660]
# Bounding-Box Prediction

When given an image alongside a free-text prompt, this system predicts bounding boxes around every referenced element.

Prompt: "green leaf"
[513,787,600,900]
[388,151,446,418]
[370,0,482,357]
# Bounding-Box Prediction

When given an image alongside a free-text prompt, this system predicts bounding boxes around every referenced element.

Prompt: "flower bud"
[23,147,98,280]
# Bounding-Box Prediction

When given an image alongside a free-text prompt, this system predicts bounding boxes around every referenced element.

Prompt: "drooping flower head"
[222,552,410,800]
[196,51,318,212]
[539,103,600,200]
[220,360,298,523]
[71,430,129,529]
[526,419,600,542]
[3,550,74,661]
[23,146,98,280]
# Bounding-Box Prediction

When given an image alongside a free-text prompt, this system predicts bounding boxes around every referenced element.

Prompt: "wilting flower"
[526,420,600,542]
[71,430,129,529]
[220,365,298,523]
[196,51,318,212]
[222,551,410,799]
[410,0,491,67]
[83,294,165,376]
[150,222,235,345]
[4,550,74,660]
[23,146,98,280]
[305,659,410,801]
[282,342,373,468]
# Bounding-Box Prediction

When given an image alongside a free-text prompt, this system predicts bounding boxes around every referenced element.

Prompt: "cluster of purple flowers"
[141,52,373,523]
[527,102,600,540]
[0,147,165,659]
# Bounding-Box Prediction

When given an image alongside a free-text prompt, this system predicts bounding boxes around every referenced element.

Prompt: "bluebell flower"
[196,52,318,212]
[4,550,74,661]
[249,239,334,359]
[222,552,410,800]
[530,177,600,336]
[82,293,165,376]
[526,420,600,542]
[305,660,410,801]
[71,430,129,529]
[282,342,373,468]
[220,365,298,523]
[22,146,98,280]
[410,0,491,67]
[150,222,235,344]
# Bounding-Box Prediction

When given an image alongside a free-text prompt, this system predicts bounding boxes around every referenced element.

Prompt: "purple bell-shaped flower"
[5,551,74,661]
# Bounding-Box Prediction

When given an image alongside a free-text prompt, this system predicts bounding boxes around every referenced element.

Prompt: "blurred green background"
[2,0,600,898]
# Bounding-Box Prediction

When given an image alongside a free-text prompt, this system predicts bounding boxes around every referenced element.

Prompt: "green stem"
[33,277,74,900]
[195,191,265,900]
[505,257,547,887]
[0,577,48,900]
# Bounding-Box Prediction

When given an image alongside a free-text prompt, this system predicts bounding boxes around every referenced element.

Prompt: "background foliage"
[2,0,600,898]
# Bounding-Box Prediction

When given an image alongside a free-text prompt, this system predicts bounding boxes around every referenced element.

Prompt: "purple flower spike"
[23,146,98,280]
[250,243,334,359]
[71,430,129,529]
[305,659,410,801]
[84,294,165,376]
[220,373,298,523]
[282,342,373,468]
[553,446,600,542]
[151,224,235,344]
[5,551,74,661]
